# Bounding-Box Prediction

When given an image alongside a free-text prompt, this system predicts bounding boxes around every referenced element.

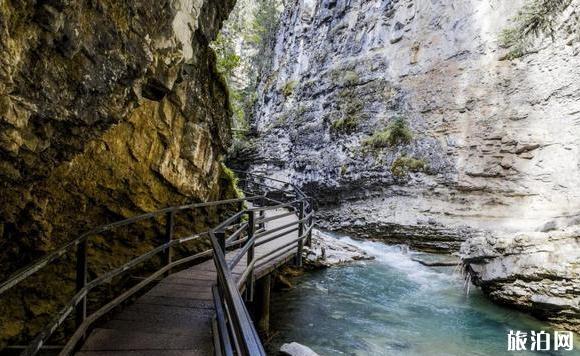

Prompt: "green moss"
[219,162,244,198]
[363,116,413,149]
[328,67,358,86]
[340,164,348,176]
[329,86,367,134]
[281,80,297,97]
[342,71,359,86]
[391,156,427,177]
[331,116,358,133]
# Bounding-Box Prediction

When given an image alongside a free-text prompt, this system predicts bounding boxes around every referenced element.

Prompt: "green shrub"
[212,34,241,77]
[498,28,527,59]
[331,116,358,133]
[391,156,426,177]
[499,0,572,59]
[363,116,413,148]
[281,80,297,97]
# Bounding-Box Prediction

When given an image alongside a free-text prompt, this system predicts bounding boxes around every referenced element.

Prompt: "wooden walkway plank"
[77,208,300,355]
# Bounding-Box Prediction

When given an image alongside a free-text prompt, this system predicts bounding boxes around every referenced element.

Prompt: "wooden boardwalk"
[77,209,299,355]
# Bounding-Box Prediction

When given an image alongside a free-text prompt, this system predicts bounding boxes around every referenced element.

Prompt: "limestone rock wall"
[461,228,580,333]
[250,0,580,249]
[249,0,580,329]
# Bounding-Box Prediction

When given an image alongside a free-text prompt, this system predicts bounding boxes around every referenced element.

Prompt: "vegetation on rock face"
[219,162,244,198]
[281,80,297,97]
[331,116,359,133]
[340,164,348,176]
[342,71,360,86]
[247,0,283,75]
[211,31,246,136]
[391,156,427,177]
[330,85,367,135]
[213,0,283,172]
[499,0,573,59]
[364,116,413,148]
[213,33,242,79]
[212,0,283,135]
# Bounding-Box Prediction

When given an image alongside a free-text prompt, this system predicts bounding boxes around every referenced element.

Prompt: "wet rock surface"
[461,228,580,333]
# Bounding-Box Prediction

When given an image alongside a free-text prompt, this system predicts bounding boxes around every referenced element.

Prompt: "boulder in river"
[280,342,320,356]
[304,230,374,268]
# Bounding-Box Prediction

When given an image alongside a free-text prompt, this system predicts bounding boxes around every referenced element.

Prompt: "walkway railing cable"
[0,172,314,356]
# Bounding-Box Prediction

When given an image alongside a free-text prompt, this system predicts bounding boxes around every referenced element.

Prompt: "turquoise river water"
[267,236,579,356]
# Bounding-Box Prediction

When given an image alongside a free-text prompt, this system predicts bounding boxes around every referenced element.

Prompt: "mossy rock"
[219,162,244,199]
[391,156,427,177]
[363,116,413,149]
[281,80,297,97]
[331,116,358,133]
[342,71,359,86]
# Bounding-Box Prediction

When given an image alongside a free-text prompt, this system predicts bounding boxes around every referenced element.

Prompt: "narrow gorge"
[240,0,580,335]
[1,0,579,354]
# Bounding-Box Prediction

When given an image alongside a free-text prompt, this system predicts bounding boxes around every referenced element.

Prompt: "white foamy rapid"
[335,235,456,288]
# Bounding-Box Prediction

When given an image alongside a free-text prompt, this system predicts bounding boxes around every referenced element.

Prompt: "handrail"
[228,236,255,270]
[0,171,314,356]
[210,229,265,355]
[0,196,260,297]
[225,222,249,243]
[211,171,315,356]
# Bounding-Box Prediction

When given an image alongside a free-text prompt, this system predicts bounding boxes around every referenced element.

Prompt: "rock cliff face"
[251,0,580,248]
[0,0,237,345]
[249,0,580,329]
[1,0,236,269]
[462,228,580,333]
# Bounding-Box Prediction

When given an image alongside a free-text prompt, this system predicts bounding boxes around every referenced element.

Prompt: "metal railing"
[209,171,314,356]
[0,172,314,356]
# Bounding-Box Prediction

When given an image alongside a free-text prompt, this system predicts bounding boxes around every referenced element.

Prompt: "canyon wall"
[0,0,237,344]
[1,0,237,271]
[250,0,580,249]
[249,0,580,330]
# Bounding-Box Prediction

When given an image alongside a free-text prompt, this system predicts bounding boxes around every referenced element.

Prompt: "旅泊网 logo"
[507,330,574,352]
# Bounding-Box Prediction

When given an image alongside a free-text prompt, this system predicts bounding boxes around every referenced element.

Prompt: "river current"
[267,236,578,356]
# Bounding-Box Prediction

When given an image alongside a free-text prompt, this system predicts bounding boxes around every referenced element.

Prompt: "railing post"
[237,200,244,225]
[246,210,255,302]
[307,198,313,247]
[295,201,304,267]
[75,238,88,329]
[259,196,265,231]
[164,211,175,268]
[216,230,226,253]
